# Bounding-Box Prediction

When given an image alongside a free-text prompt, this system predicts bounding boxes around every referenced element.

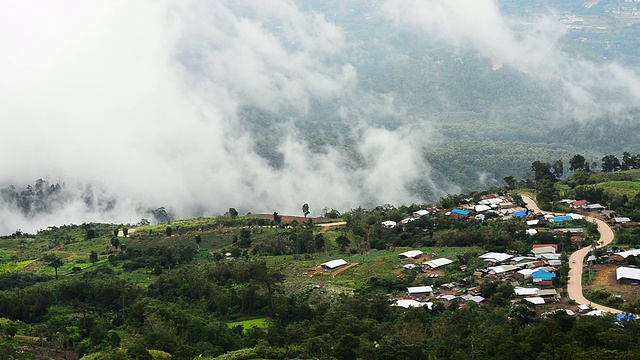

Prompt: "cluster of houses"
[392,245,568,309]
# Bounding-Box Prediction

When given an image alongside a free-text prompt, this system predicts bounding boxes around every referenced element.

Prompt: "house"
[394,299,432,309]
[537,289,559,301]
[461,295,485,303]
[577,304,590,312]
[514,211,528,218]
[475,204,491,213]
[321,259,348,271]
[551,215,573,223]
[407,286,433,297]
[382,220,397,228]
[540,253,561,261]
[532,246,557,256]
[534,244,558,251]
[614,249,640,259]
[398,250,424,259]
[526,229,538,235]
[586,204,605,211]
[479,252,513,264]
[488,265,518,275]
[570,200,588,208]
[527,219,541,227]
[451,208,470,216]
[616,266,640,284]
[615,217,632,224]
[514,287,539,297]
[413,209,430,217]
[525,297,546,305]
[532,269,556,281]
[566,213,584,220]
[403,264,418,270]
[423,258,454,269]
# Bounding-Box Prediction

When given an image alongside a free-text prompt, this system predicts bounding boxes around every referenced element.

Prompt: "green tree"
[166,226,172,237]
[601,154,621,172]
[314,233,325,252]
[503,176,516,190]
[569,154,588,172]
[336,235,350,251]
[89,251,98,265]
[552,159,564,179]
[273,212,282,226]
[123,228,129,237]
[531,161,553,181]
[195,234,202,247]
[44,254,64,280]
[110,236,120,249]
[228,208,239,219]
[302,203,310,217]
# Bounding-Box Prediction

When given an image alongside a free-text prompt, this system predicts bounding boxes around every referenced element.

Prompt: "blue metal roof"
[532,269,556,280]
[514,211,527,218]
[552,216,573,222]
[452,208,470,215]
[617,313,635,322]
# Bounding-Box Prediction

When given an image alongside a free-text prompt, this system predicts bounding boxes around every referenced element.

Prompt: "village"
[313,193,640,319]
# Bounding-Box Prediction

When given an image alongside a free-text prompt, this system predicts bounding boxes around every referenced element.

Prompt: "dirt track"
[522,195,621,314]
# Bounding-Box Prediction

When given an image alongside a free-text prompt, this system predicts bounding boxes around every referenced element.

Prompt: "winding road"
[521,195,622,314]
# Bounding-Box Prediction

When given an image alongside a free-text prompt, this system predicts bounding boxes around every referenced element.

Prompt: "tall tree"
[552,160,564,180]
[503,176,516,190]
[601,155,621,172]
[302,203,310,218]
[531,161,553,181]
[89,251,98,265]
[44,254,64,280]
[569,154,587,172]
[273,212,282,226]
[228,208,239,219]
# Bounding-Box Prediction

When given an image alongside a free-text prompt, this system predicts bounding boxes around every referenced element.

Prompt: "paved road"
[521,195,622,314]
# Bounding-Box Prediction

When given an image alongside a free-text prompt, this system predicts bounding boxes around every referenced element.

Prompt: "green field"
[597,181,640,197]
[227,318,268,331]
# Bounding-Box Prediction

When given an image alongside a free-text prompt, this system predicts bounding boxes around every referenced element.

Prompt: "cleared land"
[584,264,640,303]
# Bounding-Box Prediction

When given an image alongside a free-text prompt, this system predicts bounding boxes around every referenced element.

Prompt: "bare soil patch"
[585,264,640,302]
[19,260,44,272]
[16,344,78,360]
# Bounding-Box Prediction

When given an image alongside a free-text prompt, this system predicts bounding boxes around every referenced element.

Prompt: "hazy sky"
[1,0,640,233]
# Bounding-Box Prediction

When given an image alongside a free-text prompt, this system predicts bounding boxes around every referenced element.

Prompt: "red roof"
[571,200,588,206]
[533,244,559,251]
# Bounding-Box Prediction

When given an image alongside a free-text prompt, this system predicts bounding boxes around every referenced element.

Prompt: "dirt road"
[521,195,621,314]
[318,221,347,232]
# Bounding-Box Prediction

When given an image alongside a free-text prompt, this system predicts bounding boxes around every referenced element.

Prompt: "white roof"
[407,286,433,294]
[578,304,590,311]
[382,220,397,228]
[615,249,640,259]
[566,213,584,220]
[488,265,518,274]
[518,269,536,277]
[586,204,604,209]
[616,266,640,281]
[526,229,538,235]
[525,297,545,305]
[615,217,632,223]
[586,309,607,316]
[479,252,513,263]
[413,210,429,217]
[438,295,457,301]
[532,246,556,255]
[399,250,423,258]
[548,260,562,266]
[527,219,540,226]
[475,204,492,213]
[564,309,575,316]
[400,217,415,224]
[394,299,432,309]
[321,259,347,269]
[514,287,539,296]
[424,258,453,268]
[403,264,418,269]
[540,253,561,260]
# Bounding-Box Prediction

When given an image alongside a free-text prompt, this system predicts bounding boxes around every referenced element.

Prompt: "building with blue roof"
[552,216,573,222]
[532,269,556,281]
[452,209,470,216]
[514,211,528,218]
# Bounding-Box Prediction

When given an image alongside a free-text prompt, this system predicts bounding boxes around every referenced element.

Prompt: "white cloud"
[0,0,448,234]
